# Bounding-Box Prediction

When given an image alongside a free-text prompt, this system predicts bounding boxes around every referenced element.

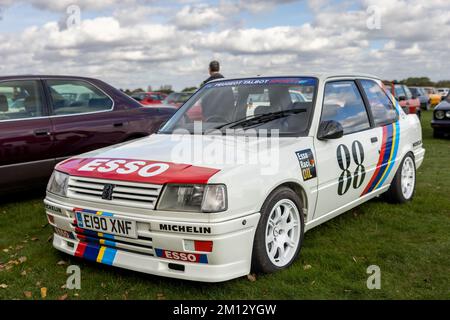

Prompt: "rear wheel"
[384,153,416,203]
[252,187,304,273]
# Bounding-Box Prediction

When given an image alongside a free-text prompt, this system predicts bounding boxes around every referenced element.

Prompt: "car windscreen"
[159,77,318,136]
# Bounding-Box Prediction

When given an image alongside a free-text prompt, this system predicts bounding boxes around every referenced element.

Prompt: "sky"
[0,0,449,91]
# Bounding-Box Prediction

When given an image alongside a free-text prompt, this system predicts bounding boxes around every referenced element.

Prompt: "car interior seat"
[0,95,8,113]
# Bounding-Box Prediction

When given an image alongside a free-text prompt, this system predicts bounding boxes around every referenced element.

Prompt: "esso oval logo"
[78,159,170,177]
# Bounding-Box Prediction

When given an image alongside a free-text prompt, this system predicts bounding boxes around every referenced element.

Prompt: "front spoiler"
[45,197,260,282]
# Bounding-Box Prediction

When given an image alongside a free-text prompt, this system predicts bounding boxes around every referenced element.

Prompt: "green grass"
[1,111,449,300]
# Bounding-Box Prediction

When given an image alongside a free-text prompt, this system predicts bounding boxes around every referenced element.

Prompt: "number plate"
[75,210,137,239]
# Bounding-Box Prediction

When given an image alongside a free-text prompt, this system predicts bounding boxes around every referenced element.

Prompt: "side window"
[403,86,413,99]
[0,80,44,121]
[46,80,113,116]
[322,81,371,135]
[360,80,398,127]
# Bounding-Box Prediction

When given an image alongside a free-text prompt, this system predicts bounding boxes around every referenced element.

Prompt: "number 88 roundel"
[336,141,366,195]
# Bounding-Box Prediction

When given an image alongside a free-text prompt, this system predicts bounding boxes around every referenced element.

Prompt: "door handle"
[113,122,124,127]
[371,137,378,143]
[34,129,51,136]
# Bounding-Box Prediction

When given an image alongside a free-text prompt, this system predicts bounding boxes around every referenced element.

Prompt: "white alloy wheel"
[401,157,416,200]
[265,199,301,267]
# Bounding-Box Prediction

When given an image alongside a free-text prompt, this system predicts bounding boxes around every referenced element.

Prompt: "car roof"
[0,75,101,82]
[206,72,381,84]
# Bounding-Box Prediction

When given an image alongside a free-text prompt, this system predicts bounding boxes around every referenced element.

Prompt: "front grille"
[67,176,163,209]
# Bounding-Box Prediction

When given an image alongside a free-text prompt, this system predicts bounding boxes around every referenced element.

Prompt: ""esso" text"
[78,159,170,177]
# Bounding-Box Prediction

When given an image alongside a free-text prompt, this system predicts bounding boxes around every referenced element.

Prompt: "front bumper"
[44,196,260,282]
[431,119,450,131]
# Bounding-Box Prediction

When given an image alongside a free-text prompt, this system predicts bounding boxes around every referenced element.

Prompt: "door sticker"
[336,140,366,195]
[295,149,317,181]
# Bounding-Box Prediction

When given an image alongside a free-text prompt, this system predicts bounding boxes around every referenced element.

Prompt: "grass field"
[0,111,449,300]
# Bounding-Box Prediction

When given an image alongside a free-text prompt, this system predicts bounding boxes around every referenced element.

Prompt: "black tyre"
[384,153,416,204]
[251,187,304,273]
[433,130,443,139]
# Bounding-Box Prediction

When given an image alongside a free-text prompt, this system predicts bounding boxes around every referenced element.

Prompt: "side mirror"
[398,96,407,101]
[318,120,344,140]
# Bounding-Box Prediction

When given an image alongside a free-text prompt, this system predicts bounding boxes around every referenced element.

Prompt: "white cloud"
[0,0,449,89]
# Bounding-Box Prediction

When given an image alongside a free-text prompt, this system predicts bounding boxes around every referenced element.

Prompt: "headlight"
[157,184,227,213]
[446,111,450,118]
[47,171,69,197]
[435,110,445,119]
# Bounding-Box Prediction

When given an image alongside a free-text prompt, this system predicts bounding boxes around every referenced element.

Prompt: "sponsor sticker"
[295,149,317,181]
[155,248,208,264]
[159,223,212,234]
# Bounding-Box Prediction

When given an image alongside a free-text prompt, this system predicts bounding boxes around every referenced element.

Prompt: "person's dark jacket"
[201,72,224,87]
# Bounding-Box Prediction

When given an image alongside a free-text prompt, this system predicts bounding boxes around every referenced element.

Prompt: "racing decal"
[204,77,317,89]
[45,204,62,214]
[74,242,117,266]
[361,122,400,196]
[56,158,220,184]
[53,227,76,240]
[154,248,208,264]
[295,149,317,181]
[336,141,366,195]
[159,224,212,234]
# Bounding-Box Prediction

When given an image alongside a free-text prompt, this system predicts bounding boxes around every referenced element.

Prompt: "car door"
[0,79,54,190]
[44,78,128,161]
[313,80,381,219]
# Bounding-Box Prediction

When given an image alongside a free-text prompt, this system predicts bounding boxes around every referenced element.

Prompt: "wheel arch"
[262,181,309,222]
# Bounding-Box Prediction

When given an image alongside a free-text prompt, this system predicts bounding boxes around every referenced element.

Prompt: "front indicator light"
[184,240,213,252]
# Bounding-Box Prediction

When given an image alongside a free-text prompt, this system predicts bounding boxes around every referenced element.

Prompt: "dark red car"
[131,92,166,105]
[383,82,421,118]
[0,75,176,193]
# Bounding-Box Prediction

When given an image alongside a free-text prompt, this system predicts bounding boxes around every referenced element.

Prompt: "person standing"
[201,60,224,87]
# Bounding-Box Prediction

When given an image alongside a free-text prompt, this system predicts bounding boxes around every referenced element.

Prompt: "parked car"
[162,91,194,108]
[44,73,424,282]
[431,93,450,138]
[422,87,441,107]
[131,92,166,105]
[409,86,430,110]
[384,82,421,118]
[0,75,176,193]
[437,88,450,99]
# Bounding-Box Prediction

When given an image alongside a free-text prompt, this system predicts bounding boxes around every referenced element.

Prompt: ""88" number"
[336,141,366,195]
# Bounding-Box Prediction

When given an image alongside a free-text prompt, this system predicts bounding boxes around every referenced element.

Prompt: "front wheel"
[384,153,416,203]
[252,187,304,273]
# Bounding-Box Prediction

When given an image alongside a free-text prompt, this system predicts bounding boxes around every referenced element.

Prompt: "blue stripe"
[103,240,116,247]
[76,212,84,227]
[83,209,97,214]
[101,248,117,265]
[155,248,163,257]
[378,122,400,187]
[368,124,394,193]
[102,233,115,239]
[199,254,208,264]
[101,212,114,217]
[83,244,100,262]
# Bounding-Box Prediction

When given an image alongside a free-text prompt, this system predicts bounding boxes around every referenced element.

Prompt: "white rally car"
[44,73,425,282]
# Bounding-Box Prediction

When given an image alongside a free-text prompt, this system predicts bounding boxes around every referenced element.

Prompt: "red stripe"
[74,242,87,257]
[362,126,388,195]
[57,158,220,185]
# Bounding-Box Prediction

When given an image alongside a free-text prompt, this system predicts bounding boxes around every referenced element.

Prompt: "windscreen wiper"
[216,108,307,130]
